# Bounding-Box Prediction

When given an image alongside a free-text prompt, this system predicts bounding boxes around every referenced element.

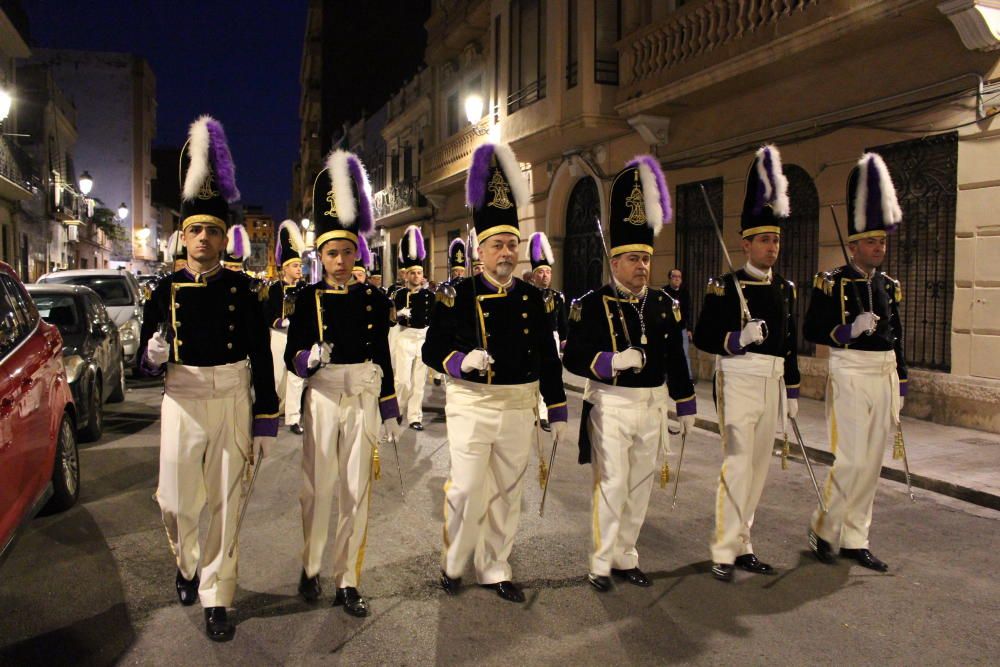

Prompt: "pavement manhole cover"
[958,437,1000,447]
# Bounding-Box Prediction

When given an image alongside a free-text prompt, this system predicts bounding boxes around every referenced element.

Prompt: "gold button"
[523,328,529,334]
[366,305,372,312]
[366,289,372,295]
[367,323,373,329]
[324,325,328,330]
[484,312,490,318]
[226,342,233,349]
[177,339,183,346]
[228,324,235,331]
[228,305,235,311]
[521,313,528,319]
[661,313,667,318]
[175,321,181,327]
[231,287,237,294]
[522,295,528,301]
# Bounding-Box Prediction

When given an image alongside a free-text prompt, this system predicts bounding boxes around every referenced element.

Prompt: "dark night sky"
[22,0,308,221]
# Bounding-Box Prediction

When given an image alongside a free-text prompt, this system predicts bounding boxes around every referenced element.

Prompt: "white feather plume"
[226,224,250,259]
[492,142,530,209]
[406,225,418,260]
[278,219,305,253]
[755,144,790,218]
[181,115,212,202]
[854,153,902,233]
[326,149,358,224]
[635,163,665,236]
[165,230,181,262]
[469,228,480,261]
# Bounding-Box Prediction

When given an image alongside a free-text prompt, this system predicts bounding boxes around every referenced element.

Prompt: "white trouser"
[270,328,305,425]
[711,353,785,565]
[301,362,381,588]
[812,349,900,550]
[392,326,428,424]
[537,331,561,420]
[585,381,670,576]
[156,361,252,608]
[442,379,537,584]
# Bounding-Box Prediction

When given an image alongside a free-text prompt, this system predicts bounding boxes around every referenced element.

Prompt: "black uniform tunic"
[541,287,568,343]
[803,265,907,388]
[265,279,306,328]
[393,287,435,329]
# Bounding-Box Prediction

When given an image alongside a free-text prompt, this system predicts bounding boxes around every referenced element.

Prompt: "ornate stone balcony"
[419,120,490,193]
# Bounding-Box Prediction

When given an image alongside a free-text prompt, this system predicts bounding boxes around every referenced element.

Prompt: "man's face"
[450,267,466,280]
[481,233,518,280]
[405,266,424,288]
[850,236,887,271]
[283,260,302,282]
[352,267,367,283]
[611,252,651,292]
[533,266,552,289]
[369,275,382,288]
[742,232,780,269]
[669,269,682,289]
[183,223,226,263]
[319,239,356,284]
[473,263,484,275]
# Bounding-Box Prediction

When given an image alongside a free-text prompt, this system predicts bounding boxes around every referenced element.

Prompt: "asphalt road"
[1,379,997,666]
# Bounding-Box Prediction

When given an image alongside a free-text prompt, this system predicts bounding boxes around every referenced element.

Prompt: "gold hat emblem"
[197,173,218,200]
[624,176,646,226]
[487,169,513,210]
[324,188,338,217]
[455,249,465,264]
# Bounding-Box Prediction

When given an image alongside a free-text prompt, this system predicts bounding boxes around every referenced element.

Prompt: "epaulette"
[813,272,834,297]
[544,292,556,313]
[569,299,583,322]
[435,283,456,308]
[787,279,797,301]
[885,274,903,303]
[706,277,725,297]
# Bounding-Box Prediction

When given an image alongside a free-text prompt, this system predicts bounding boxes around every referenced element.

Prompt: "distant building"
[243,206,275,278]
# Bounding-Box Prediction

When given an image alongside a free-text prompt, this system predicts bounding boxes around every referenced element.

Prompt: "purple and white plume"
[854,152,902,233]
[449,237,466,256]
[399,224,426,263]
[227,224,250,260]
[165,230,182,263]
[752,144,789,218]
[357,233,372,269]
[182,115,240,202]
[326,149,374,236]
[276,219,305,265]
[465,142,530,210]
[626,155,672,236]
[528,231,553,265]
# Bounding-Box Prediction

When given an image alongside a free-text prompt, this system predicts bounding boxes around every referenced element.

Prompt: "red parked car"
[0,262,78,565]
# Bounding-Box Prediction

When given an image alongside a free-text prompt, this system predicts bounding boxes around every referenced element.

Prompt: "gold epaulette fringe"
[569,299,583,322]
[706,277,725,297]
[813,273,834,296]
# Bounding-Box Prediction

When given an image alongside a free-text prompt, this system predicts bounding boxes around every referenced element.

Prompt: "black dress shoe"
[409,422,424,431]
[333,587,369,617]
[298,570,322,602]
[712,563,734,582]
[735,554,775,575]
[204,606,235,642]
[611,567,652,587]
[809,529,836,564]
[175,569,199,606]
[840,548,889,572]
[440,570,461,596]
[289,423,304,435]
[588,573,612,592]
[482,581,525,603]
[539,419,551,432]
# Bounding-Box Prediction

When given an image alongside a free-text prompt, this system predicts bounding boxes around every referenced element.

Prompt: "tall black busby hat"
[370,246,383,278]
[740,144,790,239]
[275,219,305,268]
[449,237,467,271]
[465,142,530,243]
[528,231,553,271]
[846,152,902,242]
[310,149,374,250]
[608,156,671,257]
[223,224,251,270]
[398,225,426,271]
[179,115,240,231]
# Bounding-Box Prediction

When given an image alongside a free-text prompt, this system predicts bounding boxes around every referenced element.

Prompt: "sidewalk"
[563,372,1000,512]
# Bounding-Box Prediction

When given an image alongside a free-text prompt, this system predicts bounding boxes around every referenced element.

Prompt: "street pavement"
[1,377,998,666]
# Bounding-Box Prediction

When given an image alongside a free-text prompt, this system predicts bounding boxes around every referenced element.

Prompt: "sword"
[830,205,877,335]
[699,184,768,341]
[465,223,488,377]
[894,423,916,503]
[670,432,688,509]
[389,432,405,497]
[788,417,828,514]
[538,430,560,517]
[227,441,264,558]
[534,410,549,490]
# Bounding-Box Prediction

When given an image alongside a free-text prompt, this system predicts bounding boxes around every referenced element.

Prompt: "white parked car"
[38,269,144,368]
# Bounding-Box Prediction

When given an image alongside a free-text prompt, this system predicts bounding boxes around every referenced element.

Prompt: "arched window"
[675,178,722,328]
[777,164,819,356]
[563,177,604,300]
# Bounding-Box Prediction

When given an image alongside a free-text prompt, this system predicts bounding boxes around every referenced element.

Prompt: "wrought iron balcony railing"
[372,179,426,220]
[0,136,37,193]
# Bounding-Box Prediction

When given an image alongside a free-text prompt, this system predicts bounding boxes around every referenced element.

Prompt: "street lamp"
[117,202,129,220]
[79,171,93,195]
[0,86,11,123]
[464,94,490,137]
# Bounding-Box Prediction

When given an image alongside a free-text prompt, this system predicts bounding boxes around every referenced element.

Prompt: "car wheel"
[79,377,103,442]
[44,412,80,513]
[108,357,126,403]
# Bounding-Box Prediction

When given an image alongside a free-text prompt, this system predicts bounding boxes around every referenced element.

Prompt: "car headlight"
[64,354,87,383]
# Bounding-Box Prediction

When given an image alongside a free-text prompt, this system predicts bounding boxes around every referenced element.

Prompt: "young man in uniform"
[266,220,307,434]
[527,231,567,431]
[392,225,434,430]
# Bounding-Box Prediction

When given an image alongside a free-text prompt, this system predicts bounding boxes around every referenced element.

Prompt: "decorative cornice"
[938,0,1000,51]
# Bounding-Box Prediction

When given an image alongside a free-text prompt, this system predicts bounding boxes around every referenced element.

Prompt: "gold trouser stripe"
[354,456,375,585]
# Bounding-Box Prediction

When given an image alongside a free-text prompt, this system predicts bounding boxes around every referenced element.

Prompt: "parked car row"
[1,265,146,566]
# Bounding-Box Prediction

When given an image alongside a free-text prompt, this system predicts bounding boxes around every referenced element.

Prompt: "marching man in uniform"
[804,153,907,572]
[448,237,467,282]
[563,156,696,592]
[368,246,385,291]
[137,115,278,641]
[352,234,372,285]
[285,149,401,616]
[422,141,567,603]
[222,224,251,272]
[527,231,567,431]
[392,225,435,431]
[694,145,800,582]
[267,220,307,435]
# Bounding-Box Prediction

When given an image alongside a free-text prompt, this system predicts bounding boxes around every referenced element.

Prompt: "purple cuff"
[379,397,400,421]
[444,352,466,378]
[547,404,568,423]
[725,332,746,356]
[786,386,800,399]
[593,352,614,380]
[294,349,312,378]
[253,416,278,437]
[833,324,853,345]
[899,381,908,397]
[139,348,165,377]
[676,397,697,417]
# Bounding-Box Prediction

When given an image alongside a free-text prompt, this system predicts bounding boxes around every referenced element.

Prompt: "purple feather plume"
[627,155,672,224]
[346,155,373,236]
[205,119,240,203]
[411,226,426,261]
[228,224,249,259]
[865,155,885,231]
[466,143,496,209]
[530,234,544,262]
[357,234,371,268]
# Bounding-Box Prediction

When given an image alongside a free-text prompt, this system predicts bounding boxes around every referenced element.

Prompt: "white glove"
[308,342,332,369]
[254,436,275,459]
[738,320,765,348]
[611,348,644,373]
[145,331,169,366]
[460,349,494,373]
[850,312,879,338]
[550,421,567,442]
[397,307,412,319]
[787,398,799,419]
[678,414,695,437]
[279,317,290,329]
[383,418,403,441]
